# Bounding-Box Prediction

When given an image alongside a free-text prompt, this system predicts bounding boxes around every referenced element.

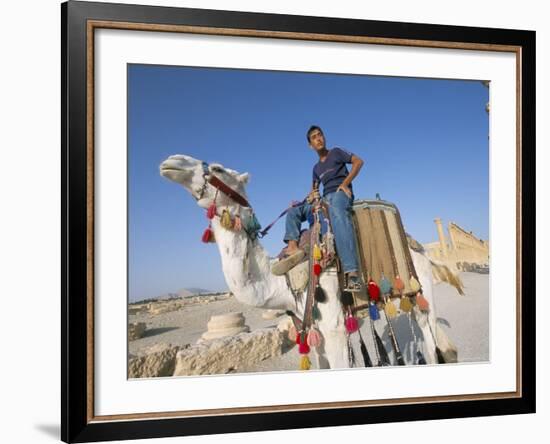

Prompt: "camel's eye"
[210,165,225,174]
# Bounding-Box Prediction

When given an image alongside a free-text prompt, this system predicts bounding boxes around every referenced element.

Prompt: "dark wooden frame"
[61,1,536,442]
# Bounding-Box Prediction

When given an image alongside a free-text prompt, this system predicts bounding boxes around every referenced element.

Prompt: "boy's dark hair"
[306,125,323,142]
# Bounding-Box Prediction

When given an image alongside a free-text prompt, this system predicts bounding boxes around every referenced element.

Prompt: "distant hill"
[132,287,222,304]
[182,287,212,296]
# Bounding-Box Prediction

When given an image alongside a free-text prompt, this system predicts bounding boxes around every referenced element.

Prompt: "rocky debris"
[128,343,189,378]
[199,312,250,341]
[129,293,234,317]
[173,327,285,376]
[128,322,147,341]
[128,304,149,315]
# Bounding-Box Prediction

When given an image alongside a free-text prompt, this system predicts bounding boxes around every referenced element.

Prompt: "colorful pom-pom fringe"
[201,227,214,243]
[313,263,322,276]
[416,291,430,311]
[345,314,359,333]
[307,328,322,348]
[368,279,381,302]
[399,296,413,312]
[299,355,311,370]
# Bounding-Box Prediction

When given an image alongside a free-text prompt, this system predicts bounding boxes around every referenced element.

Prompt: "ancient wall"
[423,219,489,270]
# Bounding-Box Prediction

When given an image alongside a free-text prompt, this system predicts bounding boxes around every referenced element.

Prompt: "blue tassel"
[380,275,392,295]
[243,211,262,238]
[252,213,261,230]
[369,302,380,321]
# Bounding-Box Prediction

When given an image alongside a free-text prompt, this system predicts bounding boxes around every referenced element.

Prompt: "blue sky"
[128,64,489,302]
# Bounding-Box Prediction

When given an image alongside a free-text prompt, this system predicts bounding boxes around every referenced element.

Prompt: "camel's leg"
[413,307,438,364]
[312,342,331,369]
[411,250,439,364]
[410,250,457,364]
[315,270,350,369]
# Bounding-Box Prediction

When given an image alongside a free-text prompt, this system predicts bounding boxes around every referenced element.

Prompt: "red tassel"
[201,226,213,243]
[416,291,430,311]
[206,202,217,220]
[298,341,310,355]
[345,314,359,333]
[313,263,322,276]
[368,279,381,302]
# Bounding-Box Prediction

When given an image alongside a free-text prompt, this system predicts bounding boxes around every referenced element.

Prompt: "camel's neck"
[210,218,294,310]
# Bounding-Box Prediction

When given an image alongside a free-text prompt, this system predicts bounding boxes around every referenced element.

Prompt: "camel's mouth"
[160,167,182,174]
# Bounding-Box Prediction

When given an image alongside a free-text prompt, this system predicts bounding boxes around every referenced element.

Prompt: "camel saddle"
[351,198,420,301]
[276,198,420,302]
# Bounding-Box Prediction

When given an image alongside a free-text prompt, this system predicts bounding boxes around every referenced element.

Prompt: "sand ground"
[129,271,489,373]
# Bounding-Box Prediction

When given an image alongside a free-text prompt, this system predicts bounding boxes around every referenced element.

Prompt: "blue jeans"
[283,190,359,274]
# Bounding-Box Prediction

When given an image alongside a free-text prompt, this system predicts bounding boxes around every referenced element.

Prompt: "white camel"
[160,154,461,369]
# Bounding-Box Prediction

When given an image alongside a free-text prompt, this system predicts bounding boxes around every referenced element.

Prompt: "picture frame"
[61,0,536,442]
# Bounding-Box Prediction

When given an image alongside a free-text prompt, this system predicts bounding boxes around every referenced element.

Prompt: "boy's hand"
[307,189,321,203]
[337,184,352,198]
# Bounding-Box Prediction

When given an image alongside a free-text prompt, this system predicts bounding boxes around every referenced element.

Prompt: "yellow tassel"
[409,275,421,293]
[299,355,311,370]
[384,298,398,319]
[399,296,413,313]
[221,209,233,229]
[313,244,322,261]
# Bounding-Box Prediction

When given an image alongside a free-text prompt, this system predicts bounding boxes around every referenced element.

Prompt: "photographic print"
[62,2,534,440]
[127,65,490,377]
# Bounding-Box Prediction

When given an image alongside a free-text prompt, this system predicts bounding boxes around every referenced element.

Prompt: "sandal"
[345,274,363,292]
[271,249,306,276]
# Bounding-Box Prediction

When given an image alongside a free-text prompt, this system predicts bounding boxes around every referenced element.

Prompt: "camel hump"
[405,233,425,253]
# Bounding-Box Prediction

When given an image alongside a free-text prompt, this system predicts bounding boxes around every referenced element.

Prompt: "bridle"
[197,161,251,208]
[196,161,305,239]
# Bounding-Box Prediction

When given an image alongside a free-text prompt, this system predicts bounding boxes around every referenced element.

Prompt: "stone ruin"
[423,218,489,272]
[199,312,250,341]
[128,316,294,378]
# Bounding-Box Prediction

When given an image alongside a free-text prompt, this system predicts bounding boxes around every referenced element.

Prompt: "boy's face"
[308,129,326,152]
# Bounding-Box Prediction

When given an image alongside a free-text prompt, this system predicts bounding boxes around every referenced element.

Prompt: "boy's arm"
[338,154,364,197]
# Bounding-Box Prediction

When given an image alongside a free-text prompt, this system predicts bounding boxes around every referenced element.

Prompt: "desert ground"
[128,271,489,376]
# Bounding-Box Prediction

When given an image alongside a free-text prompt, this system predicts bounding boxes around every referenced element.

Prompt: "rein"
[199,161,308,239]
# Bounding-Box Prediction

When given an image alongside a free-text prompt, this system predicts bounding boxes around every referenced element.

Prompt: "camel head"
[159,154,250,209]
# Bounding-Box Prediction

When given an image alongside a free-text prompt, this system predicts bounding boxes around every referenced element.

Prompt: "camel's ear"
[238,172,250,184]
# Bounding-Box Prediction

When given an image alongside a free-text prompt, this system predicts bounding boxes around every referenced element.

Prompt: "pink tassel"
[206,202,217,220]
[345,313,359,333]
[307,328,322,348]
[234,215,242,231]
[416,291,430,311]
[201,226,214,243]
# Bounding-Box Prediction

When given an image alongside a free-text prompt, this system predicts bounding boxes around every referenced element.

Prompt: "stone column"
[434,217,448,257]
[200,312,250,341]
[448,222,457,252]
